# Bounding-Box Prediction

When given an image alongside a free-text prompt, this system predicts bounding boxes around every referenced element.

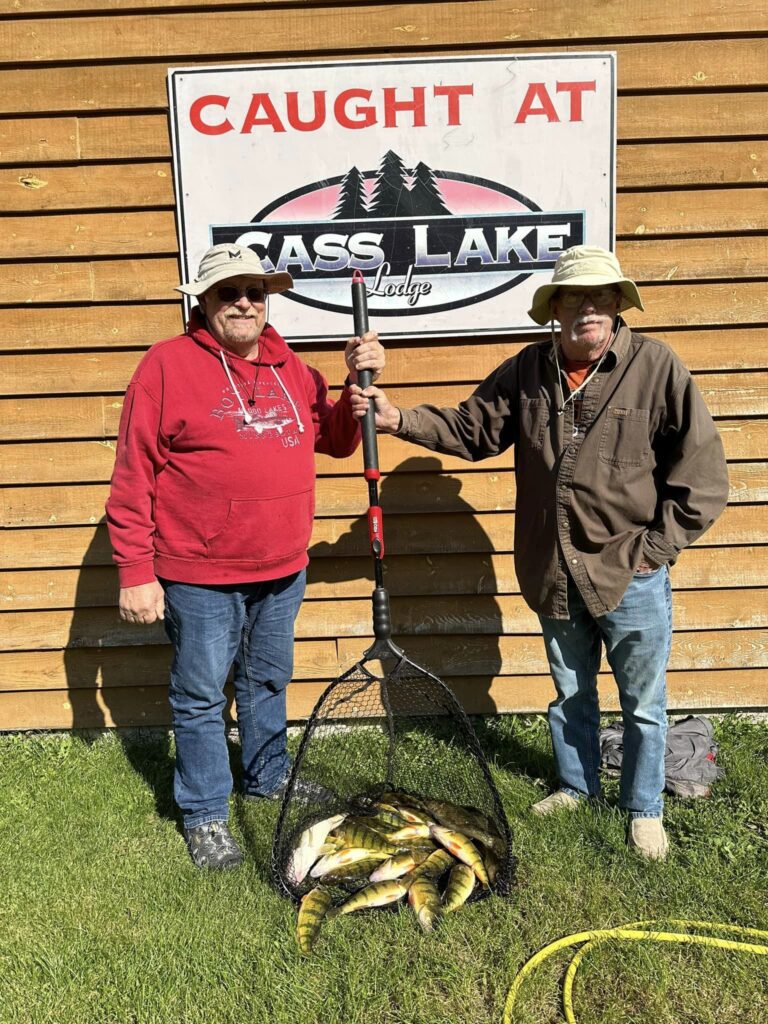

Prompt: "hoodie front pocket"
[204,488,314,563]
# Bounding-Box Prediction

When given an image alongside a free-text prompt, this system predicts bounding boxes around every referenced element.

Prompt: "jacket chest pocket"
[519,397,548,451]
[599,406,651,467]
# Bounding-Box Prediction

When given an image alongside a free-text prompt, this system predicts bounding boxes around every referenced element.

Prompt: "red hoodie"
[106,311,361,588]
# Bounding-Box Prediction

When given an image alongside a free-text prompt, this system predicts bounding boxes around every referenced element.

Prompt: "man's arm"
[349,357,519,462]
[105,378,169,624]
[643,372,729,567]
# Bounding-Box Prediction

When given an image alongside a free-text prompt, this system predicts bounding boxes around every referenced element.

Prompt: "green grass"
[1,715,767,1024]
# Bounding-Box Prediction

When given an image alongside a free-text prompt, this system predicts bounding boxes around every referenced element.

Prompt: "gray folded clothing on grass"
[600,714,724,798]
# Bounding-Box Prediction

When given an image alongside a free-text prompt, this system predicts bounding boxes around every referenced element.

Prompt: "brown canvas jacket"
[396,321,729,619]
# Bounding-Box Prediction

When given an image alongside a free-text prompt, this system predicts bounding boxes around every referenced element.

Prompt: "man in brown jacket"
[349,246,729,860]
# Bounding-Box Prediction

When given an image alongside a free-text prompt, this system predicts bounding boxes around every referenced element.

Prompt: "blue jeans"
[161,570,306,828]
[538,567,671,819]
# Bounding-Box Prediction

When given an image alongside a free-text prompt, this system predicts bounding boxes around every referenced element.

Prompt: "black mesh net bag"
[271,651,516,905]
[270,275,515,910]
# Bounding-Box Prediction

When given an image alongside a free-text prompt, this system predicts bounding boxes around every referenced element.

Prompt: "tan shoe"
[531,790,580,816]
[628,818,669,861]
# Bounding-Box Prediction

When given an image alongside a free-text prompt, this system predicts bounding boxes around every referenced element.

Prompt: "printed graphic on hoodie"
[210,379,302,447]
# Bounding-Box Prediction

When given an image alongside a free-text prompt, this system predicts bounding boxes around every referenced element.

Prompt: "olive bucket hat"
[176,243,294,297]
[528,245,644,326]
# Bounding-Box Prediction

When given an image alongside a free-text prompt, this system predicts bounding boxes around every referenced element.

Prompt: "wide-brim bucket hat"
[528,245,643,325]
[176,243,293,297]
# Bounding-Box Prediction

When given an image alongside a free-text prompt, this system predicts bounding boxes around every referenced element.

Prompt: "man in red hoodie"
[106,243,384,869]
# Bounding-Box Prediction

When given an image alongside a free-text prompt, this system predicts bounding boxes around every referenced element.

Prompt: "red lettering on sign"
[434,84,474,125]
[334,89,377,129]
[241,93,286,133]
[383,86,426,128]
[515,83,559,123]
[188,84,476,134]
[189,95,233,135]
[286,90,327,132]
[556,80,596,121]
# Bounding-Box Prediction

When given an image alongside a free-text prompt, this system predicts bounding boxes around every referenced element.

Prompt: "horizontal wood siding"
[1,0,766,728]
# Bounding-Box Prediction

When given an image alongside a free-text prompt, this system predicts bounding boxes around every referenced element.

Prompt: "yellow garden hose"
[503,919,768,1024]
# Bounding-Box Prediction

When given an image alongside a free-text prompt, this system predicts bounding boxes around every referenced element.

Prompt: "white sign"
[168,53,616,342]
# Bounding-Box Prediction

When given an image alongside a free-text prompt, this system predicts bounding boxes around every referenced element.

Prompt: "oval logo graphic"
[210,150,584,316]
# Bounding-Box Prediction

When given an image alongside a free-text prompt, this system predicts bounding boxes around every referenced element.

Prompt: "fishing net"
[270,273,515,907]
[271,630,516,905]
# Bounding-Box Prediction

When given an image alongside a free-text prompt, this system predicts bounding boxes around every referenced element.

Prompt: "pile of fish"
[289,789,505,953]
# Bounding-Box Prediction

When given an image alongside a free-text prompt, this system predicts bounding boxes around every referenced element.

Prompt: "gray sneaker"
[183,820,244,870]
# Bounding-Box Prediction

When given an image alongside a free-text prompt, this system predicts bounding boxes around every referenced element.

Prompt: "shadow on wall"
[308,454,503,710]
[62,456,506,814]
[63,517,176,820]
[62,521,280,852]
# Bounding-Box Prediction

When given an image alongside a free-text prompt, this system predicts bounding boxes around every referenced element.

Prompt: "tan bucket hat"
[528,245,643,325]
[176,243,293,297]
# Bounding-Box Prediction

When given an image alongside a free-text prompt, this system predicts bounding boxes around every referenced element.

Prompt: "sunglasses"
[214,284,266,304]
[557,287,621,309]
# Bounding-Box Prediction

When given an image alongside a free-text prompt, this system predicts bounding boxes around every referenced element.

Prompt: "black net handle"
[351,270,378,476]
[350,272,397,651]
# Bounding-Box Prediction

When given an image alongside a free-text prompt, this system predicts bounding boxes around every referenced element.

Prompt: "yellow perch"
[333,819,399,854]
[386,824,432,843]
[420,799,505,855]
[422,798,495,833]
[394,806,432,825]
[377,792,433,823]
[369,850,425,882]
[481,842,500,885]
[410,848,454,881]
[286,813,347,885]
[408,875,441,933]
[296,886,333,954]
[310,847,388,879]
[429,825,489,886]
[320,856,387,882]
[370,802,411,826]
[441,863,476,913]
[327,879,409,918]
[451,822,505,859]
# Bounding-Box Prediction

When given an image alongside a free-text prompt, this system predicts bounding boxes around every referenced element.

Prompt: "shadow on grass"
[233,797,281,887]
[471,715,558,788]
[111,728,177,822]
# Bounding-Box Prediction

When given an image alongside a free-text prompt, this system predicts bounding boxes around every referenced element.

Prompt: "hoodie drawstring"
[272,365,305,434]
[220,350,254,424]
[219,350,305,434]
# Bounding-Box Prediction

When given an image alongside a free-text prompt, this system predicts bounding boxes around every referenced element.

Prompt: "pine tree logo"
[332,150,452,220]
[407,162,450,216]
[213,147,583,323]
[332,166,367,220]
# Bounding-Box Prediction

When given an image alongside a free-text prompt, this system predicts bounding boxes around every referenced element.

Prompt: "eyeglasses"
[556,288,621,309]
[214,284,266,305]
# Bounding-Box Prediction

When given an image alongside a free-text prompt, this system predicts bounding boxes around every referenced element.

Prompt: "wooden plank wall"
[1,0,767,729]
